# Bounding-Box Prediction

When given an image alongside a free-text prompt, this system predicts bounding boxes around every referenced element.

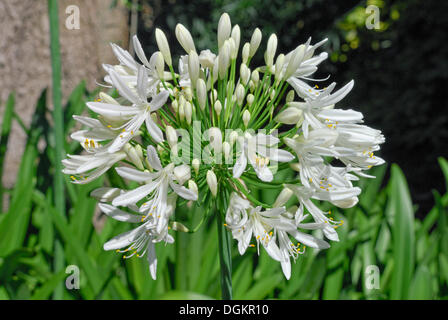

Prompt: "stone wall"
[0,0,129,209]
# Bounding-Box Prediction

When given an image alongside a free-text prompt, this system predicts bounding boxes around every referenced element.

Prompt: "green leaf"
[388,164,415,299]
[159,290,214,300]
[408,266,433,299]
[30,270,67,300]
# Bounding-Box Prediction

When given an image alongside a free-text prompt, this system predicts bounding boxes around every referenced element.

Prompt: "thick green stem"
[217,212,232,299]
[48,0,65,299]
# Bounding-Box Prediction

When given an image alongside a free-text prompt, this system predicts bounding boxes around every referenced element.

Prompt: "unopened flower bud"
[285,44,305,80]
[124,143,144,170]
[286,90,295,103]
[155,52,165,79]
[249,28,262,58]
[185,101,192,124]
[214,100,222,116]
[179,102,185,121]
[240,63,250,85]
[246,94,255,106]
[99,92,119,105]
[242,42,250,64]
[192,158,200,175]
[223,141,231,163]
[274,54,285,80]
[231,25,241,56]
[265,33,277,69]
[218,13,231,49]
[188,51,199,89]
[228,38,237,60]
[290,162,301,172]
[208,127,223,153]
[172,99,179,112]
[197,78,207,110]
[218,41,230,79]
[155,28,172,66]
[236,84,245,106]
[273,188,293,207]
[166,125,177,147]
[206,170,218,197]
[229,130,239,145]
[242,110,251,127]
[188,180,198,195]
[251,70,259,83]
[175,23,196,54]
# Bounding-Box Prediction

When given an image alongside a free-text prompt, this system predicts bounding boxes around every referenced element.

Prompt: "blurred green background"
[0,0,447,299]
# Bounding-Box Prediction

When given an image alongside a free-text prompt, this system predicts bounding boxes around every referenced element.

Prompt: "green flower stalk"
[63,13,385,298]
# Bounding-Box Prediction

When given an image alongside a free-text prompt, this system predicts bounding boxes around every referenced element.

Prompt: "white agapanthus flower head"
[63,13,385,280]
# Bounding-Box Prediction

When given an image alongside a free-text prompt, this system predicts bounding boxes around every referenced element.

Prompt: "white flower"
[112,147,197,220]
[101,194,176,280]
[225,193,329,279]
[233,133,294,182]
[87,66,169,151]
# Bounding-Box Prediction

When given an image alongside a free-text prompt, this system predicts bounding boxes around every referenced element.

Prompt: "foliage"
[0,89,447,300]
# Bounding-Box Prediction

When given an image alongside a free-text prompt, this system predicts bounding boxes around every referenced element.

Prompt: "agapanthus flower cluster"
[63,13,384,280]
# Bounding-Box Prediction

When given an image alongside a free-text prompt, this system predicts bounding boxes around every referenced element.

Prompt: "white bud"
[208,127,223,153]
[229,130,239,145]
[223,141,231,163]
[286,90,295,103]
[264,33,277,69]
[188,180,198,195]
[285,44,305,80]
[231,25,241,56]
[99,92,119,105]
[290,162,300,172]
[246,94,255,106]
[218,13,231,49]
[179,102,185,121]
[150,112,158,123]
[124,143,144,170]
[214,100,222,116]
[155,28,172,66]
[249,28,262,58]
[212,56,220,83]
[206,170,218,197]
[192,158,200,175]
[166,125,177,147]
[218,41,230,79]
[249,80,255,92]
[251,70,259,83]
[228,38,237,60]
[210,89,218,102]
[275,107,303,124]
[273,188,293,207]
[172,99,179,112]
[185,101,192,124]
[154,51,165,79]
[196,78,207,110]
[174,164,191,185]
[175,23,196,54]
[184,87,193,101]
[240,63,250,85]
[270,88,276,100]
[236,84,245,106]
[331,197,359,209]
[242,110,251,127]
[242,42,250,64]
[188,50,199,89]
[274,54,285,80]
